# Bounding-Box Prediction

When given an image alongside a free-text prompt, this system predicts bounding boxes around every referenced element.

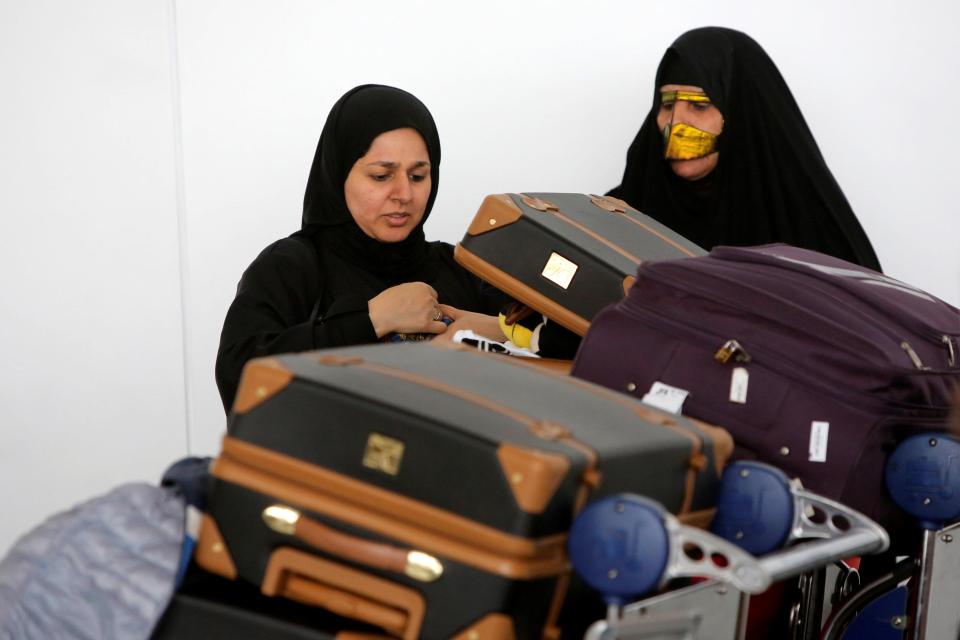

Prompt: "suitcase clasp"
[590,194,629,213]
[520,194,559,212]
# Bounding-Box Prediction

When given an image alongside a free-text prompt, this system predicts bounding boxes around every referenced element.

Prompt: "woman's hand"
[431,304,503,344]
[368,282,448,338]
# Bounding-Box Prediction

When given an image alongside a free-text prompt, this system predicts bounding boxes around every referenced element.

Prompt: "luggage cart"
[569,460,889,639]
[823,432,960,640]
[571,432,960,640]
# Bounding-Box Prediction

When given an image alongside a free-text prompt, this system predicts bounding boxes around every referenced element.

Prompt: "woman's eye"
[691,102,712,111]
[370,173,390,182]
[409,173,428,183]
[660,102,675,112]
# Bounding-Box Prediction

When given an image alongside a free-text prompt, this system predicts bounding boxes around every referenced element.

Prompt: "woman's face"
[656,84,724,181]
[343,127,432,243]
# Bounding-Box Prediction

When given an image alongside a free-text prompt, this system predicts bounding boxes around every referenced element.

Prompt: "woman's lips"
[383,212,411,226]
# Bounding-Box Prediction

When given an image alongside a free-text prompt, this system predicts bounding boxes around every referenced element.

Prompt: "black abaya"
[610,27,882,271]
[215,85,502,412]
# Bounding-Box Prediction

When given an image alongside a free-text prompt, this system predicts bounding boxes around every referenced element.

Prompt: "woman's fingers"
[438,303,460,319]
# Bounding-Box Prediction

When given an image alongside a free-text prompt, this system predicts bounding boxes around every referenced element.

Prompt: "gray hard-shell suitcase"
[195,342,733,639]
[454,192,705,336]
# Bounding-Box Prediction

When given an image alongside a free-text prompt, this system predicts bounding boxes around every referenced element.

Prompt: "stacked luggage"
[159,192,959,639]
[191,342,732,638]
[455,193,704,336]
[450,193,960,637]
[571,242,960,537]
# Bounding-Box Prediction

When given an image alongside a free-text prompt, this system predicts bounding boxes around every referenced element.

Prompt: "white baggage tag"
[729,367,749,404]
[809,421,830,462]
[642,381,690,415]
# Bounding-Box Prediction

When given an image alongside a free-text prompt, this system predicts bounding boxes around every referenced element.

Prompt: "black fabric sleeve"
[315,294,377,345]
[214,239,377,413]
[478,280,511,316]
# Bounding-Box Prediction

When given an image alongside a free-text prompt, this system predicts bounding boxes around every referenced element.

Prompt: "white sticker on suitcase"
[541,252,578,289]
[729,367,749,404]
[642,381,690,415]
[809,421,830,462]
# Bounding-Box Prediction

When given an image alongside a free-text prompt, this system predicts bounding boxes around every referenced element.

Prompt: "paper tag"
[729,367,749,404]
[642,381,690,415]
[808,421,830,462]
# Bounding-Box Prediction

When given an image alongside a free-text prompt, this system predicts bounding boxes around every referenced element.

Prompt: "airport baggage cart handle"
[572,461,890,640]
[751,478,890,583]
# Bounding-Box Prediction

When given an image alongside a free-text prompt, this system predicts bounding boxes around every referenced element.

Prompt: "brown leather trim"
[520,194,559,212]
[497,444,571,515]
[589,194,626,213]
[215,438,570,579]
[345,358,603,512]
[452,613,517,640]
[262,547,424,640]
[630,404,701,514]
[293,512,408,575]
[318,354,365,366]
[518,192,641,266]
[233,357,294,414]
[543,571,570,640]
[603,196,636,211]
[335,634,392,640]
[345,359,552,433]
[494,357,717,516]
[687,417,735,474]
[346,358,602,509]
[466,194,524,236]
[610,208,699,257]
[558,437,601,512]
[454,244,590,336]
[194,513,238,579]
[623,275,636,295]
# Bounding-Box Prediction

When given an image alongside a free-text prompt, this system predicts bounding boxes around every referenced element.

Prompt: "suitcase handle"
[262,504,444,583]
[262,546,425,640]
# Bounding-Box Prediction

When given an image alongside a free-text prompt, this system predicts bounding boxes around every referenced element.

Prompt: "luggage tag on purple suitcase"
[640,381,689,414]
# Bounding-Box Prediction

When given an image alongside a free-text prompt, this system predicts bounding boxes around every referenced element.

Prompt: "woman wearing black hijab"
[215,84,503,412]
[609,27,882,271]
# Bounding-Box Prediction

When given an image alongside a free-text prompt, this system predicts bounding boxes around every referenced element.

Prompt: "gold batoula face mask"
[660,90,720,160]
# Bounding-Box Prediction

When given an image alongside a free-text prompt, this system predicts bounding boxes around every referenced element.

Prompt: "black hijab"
[610,27,882,271]
[301,84,443,283]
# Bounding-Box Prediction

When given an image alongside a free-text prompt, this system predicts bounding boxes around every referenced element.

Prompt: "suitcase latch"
[531,420,571,441]
[520,194,559,212]
[714,339,751,364]
[590,194,629,213]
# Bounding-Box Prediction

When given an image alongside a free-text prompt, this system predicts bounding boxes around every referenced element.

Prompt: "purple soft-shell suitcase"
[571,244,960,535]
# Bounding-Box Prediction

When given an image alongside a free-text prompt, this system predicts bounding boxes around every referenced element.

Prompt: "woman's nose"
[673,101,695,124]
[392,175,413,203]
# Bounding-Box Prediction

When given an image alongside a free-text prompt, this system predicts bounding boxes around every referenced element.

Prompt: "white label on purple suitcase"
[729,367,749,404]
[642,381,689,415]
[809,421,830,462]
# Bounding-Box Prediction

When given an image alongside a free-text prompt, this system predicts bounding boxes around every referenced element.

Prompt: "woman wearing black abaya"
[609,27,882,271]
[215,84,503,412]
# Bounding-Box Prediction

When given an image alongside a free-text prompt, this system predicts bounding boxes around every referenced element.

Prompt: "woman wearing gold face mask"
[609,27,882,272]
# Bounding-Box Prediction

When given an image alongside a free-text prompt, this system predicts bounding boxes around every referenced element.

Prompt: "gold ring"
[433,308,443,321]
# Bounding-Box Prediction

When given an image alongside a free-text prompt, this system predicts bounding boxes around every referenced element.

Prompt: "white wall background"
[2,0,958,556]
